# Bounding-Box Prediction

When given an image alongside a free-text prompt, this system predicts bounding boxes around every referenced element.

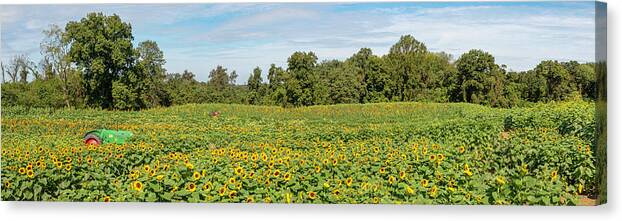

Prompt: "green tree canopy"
[64,12,135,109]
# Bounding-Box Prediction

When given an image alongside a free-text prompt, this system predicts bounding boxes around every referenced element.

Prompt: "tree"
[563,61,595,99]
[319,60,360,104]
[267,64,288,106]
[208,65,232,91]
[41,24,74,107]
[208,66,238,103]
[454,49,505,106]
[1,62,5,83]
[285,51,318,106]
[64,12,135,109]
[247,67,265,104]
[532,60,574,101]
[136,40,167,108]
[3,55,36,84]
[385,35,429,101]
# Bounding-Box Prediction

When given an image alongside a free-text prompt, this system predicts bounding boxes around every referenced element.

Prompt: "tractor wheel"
[84,133,102,146]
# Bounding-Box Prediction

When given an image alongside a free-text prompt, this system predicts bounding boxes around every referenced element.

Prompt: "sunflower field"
[0,101,596,205]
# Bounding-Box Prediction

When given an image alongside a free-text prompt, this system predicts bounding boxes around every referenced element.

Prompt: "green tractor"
[83,129,134,146]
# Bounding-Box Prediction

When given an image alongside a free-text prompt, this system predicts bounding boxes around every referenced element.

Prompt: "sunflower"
[26,170,34,178]
[18,167,26,175]
[228,190,237,198]
[234,166,244,175]
[307,191,317,199]
[315,165,321,173]
[420,179,429,187]
[248,171,255,178]
[435,172,443,180]
[65,164,72,171]
[429,154,436,161]
[283,172,291,181]
[229,177,236,184]
[192,171,201,180]
[103,196,111,202]
[345,177,353,187]
[521,164,528,174]
[273,169,280,177]
[143,165,150,172]
[437,154,445,161]
[246,197,254,203]
[187,182,197,192]
[202,182,212,191]
[264,197,272,203]
[495,176,506,185]
[388,175,396,184]
[429,185,438,197]
[218,187,227,196]
[332,159,338,166]
[551,170,558,181]
[133,181,143,191]
[399,171,406,180]
[379,167,386,174]
[333,188,341,196]
[372,197,381,204]
[156,175,164,181]
[459,146,465,154]
[405,186,415,195]
[185,163,194,170]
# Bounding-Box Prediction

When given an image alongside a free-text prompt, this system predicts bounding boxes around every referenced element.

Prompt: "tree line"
[1,12,596,110]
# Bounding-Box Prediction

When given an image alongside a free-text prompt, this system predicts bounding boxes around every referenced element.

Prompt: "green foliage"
[1,12,598,110]
[454,49,505,107]
[247,67,265,105]
[1,102,595,204]
[112,81,138,110]
[64,12,135,109]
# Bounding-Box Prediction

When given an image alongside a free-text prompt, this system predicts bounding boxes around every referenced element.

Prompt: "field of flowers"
[0,101,596,205]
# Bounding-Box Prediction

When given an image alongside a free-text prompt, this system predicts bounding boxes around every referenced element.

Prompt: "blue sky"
[1,2,597,83]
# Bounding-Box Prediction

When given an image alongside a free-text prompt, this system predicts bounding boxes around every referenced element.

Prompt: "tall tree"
[41,24,74,107]
[454,49,505,106]
[286,51,318,106]
[247,67,264,104]
[208,66,238,103]
[136,40,167,107]
[267,64,288,106]
[533,60,574,101]
[385,35,429,101]
[3,55,36,84]
[64,12,135,109]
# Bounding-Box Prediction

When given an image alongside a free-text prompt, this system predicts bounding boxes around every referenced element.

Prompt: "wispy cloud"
[1,2,596,82]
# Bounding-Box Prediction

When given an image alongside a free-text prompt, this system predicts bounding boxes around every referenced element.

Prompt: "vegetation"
[0,11,602,205]
[0,101,595,204]
[1,12,596,110]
